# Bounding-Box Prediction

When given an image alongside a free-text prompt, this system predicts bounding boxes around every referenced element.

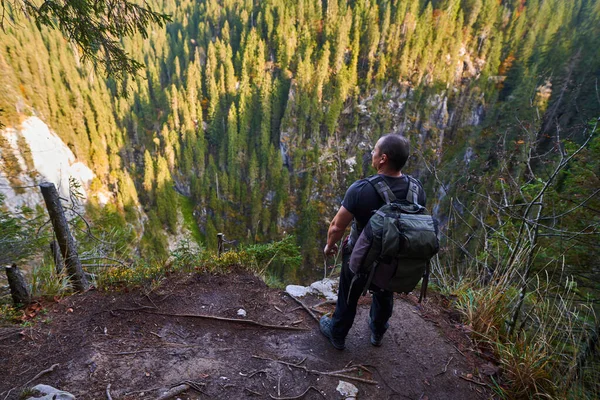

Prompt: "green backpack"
[348,175,439,302]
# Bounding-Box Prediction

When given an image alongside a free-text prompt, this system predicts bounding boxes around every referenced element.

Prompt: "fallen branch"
[122,310,308,331]
[155,384,190,400]
[284,293,319,323]
[155,381,206,400]
[269,386,324,400]
[252,355,377,385]
[23,363,60,388]
[106,384,113,400]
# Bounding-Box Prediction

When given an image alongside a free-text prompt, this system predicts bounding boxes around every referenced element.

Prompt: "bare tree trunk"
[217,233,224,256]
[508,196,544,336]
[39,182,88,291]
[50,240,64,274]
[5,264,30,305]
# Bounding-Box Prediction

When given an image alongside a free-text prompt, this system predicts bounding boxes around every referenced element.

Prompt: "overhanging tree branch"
[1,0,171,77]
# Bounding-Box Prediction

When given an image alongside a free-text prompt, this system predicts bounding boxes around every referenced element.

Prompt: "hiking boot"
[319,316,345,350]
[370,332,384,347]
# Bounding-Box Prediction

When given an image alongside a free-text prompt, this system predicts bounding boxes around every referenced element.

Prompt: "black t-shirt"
[342,174,427,232]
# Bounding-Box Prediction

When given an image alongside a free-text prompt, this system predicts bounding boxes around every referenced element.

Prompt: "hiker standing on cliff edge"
[320,134,427,350]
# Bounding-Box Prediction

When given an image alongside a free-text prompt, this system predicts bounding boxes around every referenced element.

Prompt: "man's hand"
[325,206,353,258]
[324,243,339,257]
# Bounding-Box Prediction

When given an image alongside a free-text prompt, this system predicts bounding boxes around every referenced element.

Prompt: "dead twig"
[435,356,454,376]
[252,355,378,385]
[182,380,206,392]
[245,388,263,396]
[269,386,325,399]
[459,375,488,387]
[277,375,282,396]
[106,383,113,400]
[123,310,308,331]
[240,369,268,378]
[145,293,158,309]
[284,293,319,323]
[451,344,467,358]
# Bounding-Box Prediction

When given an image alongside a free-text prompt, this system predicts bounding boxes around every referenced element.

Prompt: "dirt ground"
[0,271,496,399]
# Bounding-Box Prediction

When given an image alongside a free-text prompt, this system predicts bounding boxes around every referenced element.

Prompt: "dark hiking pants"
[330,243,394,341]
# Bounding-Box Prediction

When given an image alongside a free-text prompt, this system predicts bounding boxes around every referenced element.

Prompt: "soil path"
[0,272,492,399]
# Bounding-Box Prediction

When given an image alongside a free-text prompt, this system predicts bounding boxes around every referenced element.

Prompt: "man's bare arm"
[324,206,354,256]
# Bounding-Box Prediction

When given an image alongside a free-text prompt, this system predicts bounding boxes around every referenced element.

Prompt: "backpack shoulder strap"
[366,175,396,204]
[405,175,422,205]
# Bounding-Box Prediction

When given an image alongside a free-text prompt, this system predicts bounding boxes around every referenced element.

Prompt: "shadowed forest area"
[1,0,599,398]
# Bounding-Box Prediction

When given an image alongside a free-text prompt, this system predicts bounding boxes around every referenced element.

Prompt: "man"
[320,134,426,350]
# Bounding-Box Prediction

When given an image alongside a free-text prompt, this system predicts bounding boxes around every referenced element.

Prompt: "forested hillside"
[1,0,599,282]
[1,0,600,397]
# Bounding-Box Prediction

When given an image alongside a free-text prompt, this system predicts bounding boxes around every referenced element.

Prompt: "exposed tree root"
[252,355,378,385]
[116,309,308,331]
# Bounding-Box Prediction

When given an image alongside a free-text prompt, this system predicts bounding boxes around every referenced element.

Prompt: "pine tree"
[143,149,156,203]
[155,155,178,234]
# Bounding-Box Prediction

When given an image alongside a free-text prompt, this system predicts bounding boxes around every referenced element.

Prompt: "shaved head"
[375,135,410,171]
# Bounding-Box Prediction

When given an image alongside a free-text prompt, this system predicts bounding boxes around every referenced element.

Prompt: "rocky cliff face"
[0,117,103,212]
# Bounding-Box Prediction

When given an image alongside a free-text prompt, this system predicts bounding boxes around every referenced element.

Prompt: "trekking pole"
[324,240,343,280]
[328,244,341,279]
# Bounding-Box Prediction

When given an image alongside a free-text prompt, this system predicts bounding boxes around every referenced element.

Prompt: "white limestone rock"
[0,117,95,212]
[285,285,313,298]
[310,278,338,301]
[336,380,358,398]
[27,384,76,400]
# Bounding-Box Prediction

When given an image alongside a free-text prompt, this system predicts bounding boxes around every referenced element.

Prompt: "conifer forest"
[1,0,600,395]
